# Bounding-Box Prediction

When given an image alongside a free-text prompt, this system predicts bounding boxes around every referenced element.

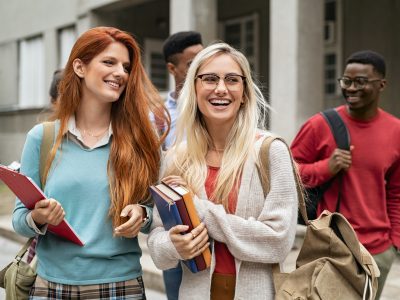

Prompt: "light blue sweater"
[12,123,152,285]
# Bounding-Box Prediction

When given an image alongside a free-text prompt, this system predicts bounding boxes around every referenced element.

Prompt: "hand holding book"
[149,178,212,273]
[169,222,210,261]
[31,198,65,227]
[0,165,84,246]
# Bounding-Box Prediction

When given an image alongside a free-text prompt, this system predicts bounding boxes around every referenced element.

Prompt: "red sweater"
[205,166,238,275]
[291,105,400,254]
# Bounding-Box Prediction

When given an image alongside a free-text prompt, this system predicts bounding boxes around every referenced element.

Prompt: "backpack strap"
[321,108,350,150]
[40,121,55,188]
[257,136,308,225]
[321,109,350,212]
[257,136,308,278]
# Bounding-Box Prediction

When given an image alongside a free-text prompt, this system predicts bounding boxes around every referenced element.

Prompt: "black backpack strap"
[321,108,350,150]
[320,108,350,212]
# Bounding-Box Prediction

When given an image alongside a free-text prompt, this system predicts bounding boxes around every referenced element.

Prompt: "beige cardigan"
[147,134,298,299]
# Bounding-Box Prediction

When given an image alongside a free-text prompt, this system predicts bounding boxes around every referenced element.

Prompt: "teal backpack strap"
[40,121,55,188]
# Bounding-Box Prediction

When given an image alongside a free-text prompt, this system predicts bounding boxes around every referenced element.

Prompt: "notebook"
[0,165,84,246]
[150,182,211,272]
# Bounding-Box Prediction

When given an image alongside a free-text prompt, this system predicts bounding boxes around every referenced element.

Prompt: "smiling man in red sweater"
[291,50,400,299]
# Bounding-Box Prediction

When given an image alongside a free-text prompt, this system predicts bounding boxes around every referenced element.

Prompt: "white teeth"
[106,81,119,88]
[209,99,230,105]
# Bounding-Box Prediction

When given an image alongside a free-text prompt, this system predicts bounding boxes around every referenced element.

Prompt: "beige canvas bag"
[257,136,380,300]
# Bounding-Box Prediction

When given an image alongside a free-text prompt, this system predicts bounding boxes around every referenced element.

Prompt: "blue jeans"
[162,264,182,300]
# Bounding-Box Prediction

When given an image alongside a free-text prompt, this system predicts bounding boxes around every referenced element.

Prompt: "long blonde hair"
[164,43,270,210]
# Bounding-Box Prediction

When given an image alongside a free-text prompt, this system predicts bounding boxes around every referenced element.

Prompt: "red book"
[0,165,84,246]
[160,182,212,270]
[156,184,206,271]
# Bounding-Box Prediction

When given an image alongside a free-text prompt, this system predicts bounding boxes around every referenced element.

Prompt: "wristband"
[138,205,150,223]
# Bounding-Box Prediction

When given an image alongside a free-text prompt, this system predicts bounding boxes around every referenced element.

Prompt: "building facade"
[0,0,399,164]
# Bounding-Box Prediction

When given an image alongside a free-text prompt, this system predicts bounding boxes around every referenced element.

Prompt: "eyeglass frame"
[337,76,382,90]
[195,73,246,91]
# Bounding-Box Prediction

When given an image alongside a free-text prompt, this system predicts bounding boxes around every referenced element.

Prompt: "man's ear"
[166,62,176,76]
[73,58,85,78]
[379,78,387,92]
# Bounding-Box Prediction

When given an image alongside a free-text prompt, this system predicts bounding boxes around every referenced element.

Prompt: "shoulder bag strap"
[257,136,308,278]
[257,136,308,224]
[40,121,55,188]
[14,237,35,263]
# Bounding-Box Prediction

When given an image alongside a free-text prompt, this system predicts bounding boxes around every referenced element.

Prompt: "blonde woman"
[148,43,298,299]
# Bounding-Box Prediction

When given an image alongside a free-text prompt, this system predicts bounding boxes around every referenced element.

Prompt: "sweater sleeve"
[386,155,400,249]
[12,124,44,238]
[139,205,153,234]
[147,205,182,270]
[193,140,298,264]
[291,117,334,187]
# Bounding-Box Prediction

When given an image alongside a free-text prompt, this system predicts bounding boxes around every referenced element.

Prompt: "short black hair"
[163,31,202,63]
[49,69,64,103]
[346,50,386,78]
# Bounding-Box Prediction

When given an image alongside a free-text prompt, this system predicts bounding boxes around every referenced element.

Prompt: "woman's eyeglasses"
[196,73,246,91]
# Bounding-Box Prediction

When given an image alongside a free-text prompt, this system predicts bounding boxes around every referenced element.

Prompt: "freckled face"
[79,42,130,104]
[195,54,244,128]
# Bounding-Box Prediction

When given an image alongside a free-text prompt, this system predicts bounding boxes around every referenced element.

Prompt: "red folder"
[0,165,84,246]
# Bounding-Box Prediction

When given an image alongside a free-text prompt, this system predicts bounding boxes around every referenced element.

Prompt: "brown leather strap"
[40,122,55,188]
[257,136,308,224]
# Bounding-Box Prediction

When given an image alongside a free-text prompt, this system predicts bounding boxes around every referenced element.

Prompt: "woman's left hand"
[162,175,187,187]
[114,204,145,238]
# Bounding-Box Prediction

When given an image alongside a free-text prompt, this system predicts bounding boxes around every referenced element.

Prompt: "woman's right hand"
[31,198,65,226]
[169,222,210,260]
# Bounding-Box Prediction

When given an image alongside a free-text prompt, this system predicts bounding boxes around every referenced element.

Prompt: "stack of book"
[150,182,212,273]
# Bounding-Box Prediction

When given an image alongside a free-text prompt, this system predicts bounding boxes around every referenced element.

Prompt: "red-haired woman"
[12,27,169,299]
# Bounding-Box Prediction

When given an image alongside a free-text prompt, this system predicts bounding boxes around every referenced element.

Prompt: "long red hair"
[44,27,169,227]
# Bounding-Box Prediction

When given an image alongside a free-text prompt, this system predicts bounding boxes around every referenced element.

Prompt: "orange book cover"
[164,183,212,269]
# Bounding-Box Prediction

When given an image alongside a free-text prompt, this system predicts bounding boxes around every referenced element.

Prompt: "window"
[58,26,76,68]
[18,36,45,108]
[325,53,337,95]
[324,0,342,98]
[144,39,169,91]
[221,13,259,74]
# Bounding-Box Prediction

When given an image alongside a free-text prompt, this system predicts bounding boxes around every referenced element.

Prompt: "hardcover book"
[0,165,84,246]
[150,182,211,272]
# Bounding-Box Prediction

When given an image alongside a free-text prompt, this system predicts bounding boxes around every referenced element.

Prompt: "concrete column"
[170,0,217,45]
[269,0,324,142]
[169,0,217,90]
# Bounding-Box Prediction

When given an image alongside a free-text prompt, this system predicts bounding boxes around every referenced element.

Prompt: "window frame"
[219,13,259,75]
[58,25,76,69]
[324,0,343,99]
[144,38,169,94]
[17,35,46,109]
